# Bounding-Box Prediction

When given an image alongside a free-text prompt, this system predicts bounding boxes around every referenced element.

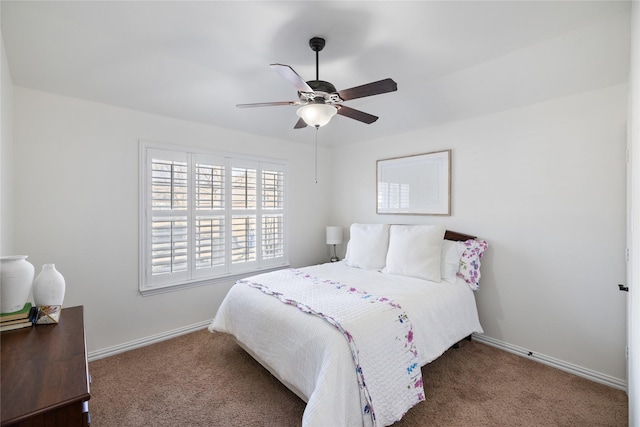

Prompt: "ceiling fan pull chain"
[315,126,319,183]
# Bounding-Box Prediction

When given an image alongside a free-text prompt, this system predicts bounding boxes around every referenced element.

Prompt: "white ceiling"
[0,1,631,146]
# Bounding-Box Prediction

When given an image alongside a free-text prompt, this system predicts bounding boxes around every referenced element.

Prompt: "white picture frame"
[376,150,451,215]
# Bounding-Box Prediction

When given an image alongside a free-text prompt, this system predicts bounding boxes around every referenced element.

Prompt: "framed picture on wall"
[376,150,451,215]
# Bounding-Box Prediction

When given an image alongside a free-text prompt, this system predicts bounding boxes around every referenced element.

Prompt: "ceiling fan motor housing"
[299,80,341,103]
[306,80,336,93]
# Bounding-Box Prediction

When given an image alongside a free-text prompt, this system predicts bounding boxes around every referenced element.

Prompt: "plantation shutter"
[193,155,226,278]
[261,165,285,261]
[141,142,289,293]
[230,162,258,271]
[147,149,189,286]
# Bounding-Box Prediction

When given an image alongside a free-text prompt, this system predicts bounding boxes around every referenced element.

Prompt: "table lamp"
[326,226,343,262]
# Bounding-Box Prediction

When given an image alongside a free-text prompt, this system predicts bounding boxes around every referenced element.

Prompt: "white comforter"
[209,262,483,427]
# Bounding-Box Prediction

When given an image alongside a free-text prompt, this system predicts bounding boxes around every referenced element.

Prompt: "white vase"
[33,264,66,307]
[0,255,35,313]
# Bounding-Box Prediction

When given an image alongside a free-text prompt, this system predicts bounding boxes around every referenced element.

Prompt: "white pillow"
[344,223,390,270]
[384,224,446,281]
[440,240,463,283]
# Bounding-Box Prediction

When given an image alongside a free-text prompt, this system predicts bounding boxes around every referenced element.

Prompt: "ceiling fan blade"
[336,105,378,124]
[294,118,308,129]
[337,78,397,101]
[236,101,301,108]
[270,64,314,93]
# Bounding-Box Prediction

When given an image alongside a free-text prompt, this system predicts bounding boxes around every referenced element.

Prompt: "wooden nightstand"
[1,306,91,426]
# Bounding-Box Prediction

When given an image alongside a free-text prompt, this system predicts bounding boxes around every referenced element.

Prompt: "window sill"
[140,265,291,296]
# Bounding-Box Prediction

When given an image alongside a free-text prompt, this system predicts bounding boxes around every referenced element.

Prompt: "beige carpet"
[88,329,627,426]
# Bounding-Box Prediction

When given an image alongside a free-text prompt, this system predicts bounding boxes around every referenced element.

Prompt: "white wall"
[627,1,639,422]
[12,87,332,353]
[330,84,628,382]
[1,34,14,255]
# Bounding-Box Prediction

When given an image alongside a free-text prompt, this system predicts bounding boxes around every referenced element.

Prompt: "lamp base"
[329,244,340,263]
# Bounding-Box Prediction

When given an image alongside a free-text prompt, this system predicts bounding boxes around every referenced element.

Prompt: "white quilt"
[242,268,424,426]
[209,262,483,427]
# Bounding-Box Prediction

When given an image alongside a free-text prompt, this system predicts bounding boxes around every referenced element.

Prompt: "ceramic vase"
[33,264,66,307]
[0,255,35,313]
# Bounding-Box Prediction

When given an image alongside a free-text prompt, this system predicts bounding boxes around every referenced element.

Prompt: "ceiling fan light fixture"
[296,103,337,128]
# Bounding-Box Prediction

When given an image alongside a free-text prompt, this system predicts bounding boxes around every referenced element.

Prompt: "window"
[140,142,288,295]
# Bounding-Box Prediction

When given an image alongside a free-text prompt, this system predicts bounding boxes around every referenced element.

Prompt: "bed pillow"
[457,239,489,290]
[344,223,390,270]
[383,224,446,282]
[440,240,462,283]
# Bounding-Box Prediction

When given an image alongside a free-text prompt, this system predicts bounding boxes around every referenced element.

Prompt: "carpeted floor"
[88,329,628,426]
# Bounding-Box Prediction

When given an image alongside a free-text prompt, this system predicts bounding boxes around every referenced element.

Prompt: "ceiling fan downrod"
[309,37,325,81]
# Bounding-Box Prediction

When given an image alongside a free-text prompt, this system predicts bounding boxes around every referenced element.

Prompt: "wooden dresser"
[1,306,91,426]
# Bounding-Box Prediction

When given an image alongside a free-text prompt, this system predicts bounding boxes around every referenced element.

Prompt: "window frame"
[139,141,289,296]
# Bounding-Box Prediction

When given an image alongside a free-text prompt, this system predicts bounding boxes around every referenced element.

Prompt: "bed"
[209,224,487,427]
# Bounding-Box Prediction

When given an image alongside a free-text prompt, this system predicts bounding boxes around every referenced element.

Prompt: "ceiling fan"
[236,37,398,129]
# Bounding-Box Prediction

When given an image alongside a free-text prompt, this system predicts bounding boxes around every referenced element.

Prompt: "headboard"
[444,230,476,241]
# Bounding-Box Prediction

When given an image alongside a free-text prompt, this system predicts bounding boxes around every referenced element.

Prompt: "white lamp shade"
[297,103,337,127]
[326,226,343,245]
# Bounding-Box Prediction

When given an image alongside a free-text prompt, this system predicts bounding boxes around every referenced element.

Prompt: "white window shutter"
[140,142,288,293]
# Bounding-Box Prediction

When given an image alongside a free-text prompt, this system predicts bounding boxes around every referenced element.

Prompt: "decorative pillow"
[344,223,390,270]
[457,239,489,290]
[440,240,462,283]
[383,224,446,282]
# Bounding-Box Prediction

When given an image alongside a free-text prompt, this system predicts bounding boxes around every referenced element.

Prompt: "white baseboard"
[472,333,627,392]
[87,325,628,393]
[87,320,212,362]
